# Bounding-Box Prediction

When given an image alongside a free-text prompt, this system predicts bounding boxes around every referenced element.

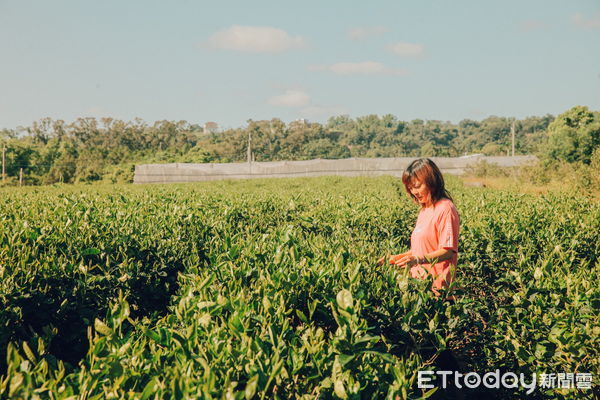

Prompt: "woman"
[379,158,460,295]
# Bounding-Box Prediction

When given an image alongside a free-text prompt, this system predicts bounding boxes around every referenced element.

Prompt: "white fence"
[134,155,538,184]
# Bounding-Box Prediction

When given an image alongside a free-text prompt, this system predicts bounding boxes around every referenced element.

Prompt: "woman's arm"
[394,248,456,268]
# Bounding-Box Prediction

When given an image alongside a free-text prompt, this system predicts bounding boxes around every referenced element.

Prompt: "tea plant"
[0,176,597,399]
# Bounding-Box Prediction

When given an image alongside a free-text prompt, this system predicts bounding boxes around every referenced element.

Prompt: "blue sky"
[1,0,599,130]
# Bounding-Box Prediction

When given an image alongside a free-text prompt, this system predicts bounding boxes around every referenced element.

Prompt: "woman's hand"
[377,251,411,266]
[394,254,419,268]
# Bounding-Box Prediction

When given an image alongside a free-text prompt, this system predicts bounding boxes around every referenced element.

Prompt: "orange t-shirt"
[409,198,460,291]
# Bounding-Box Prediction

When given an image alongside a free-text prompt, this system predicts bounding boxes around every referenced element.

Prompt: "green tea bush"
[0,189,210,368]
[0,176,597,399]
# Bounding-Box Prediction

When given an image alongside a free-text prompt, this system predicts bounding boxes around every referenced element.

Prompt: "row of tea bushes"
[1,176,597,398]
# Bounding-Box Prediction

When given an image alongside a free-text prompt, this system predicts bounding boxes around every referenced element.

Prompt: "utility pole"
[511,119,516,157]
[1,145,5,182]
[247,129,252,163]
[19,168,23,186]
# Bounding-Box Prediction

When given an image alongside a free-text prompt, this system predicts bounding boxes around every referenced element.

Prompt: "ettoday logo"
[417,370,593,394]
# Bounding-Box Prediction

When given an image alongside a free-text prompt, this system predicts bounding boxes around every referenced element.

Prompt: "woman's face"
[409,178,432,207]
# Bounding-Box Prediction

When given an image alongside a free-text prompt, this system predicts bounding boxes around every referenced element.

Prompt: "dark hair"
[401,158,453,205]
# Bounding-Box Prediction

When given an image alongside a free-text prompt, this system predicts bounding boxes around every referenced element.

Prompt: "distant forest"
[0,105,598,184]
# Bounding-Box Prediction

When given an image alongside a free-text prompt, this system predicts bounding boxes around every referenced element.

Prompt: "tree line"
[0,106,598,185]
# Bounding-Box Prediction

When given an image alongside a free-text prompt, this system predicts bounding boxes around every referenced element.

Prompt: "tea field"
[0,176,598,399]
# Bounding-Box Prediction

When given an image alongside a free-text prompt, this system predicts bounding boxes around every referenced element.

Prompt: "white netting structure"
[134,155,538,184]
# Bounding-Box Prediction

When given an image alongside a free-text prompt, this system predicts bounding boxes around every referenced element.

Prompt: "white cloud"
[300,105,349,120]
[206,25,305,53]
[308,61,407,76]
[268,90,310,107]
[387,42,424,57]
[518,20,548,32]
[347,26,388,40]
[571,13,600,29]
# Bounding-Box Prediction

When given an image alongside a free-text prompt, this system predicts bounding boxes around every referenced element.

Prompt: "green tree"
[45,142,78,183]
[420,142,436,157]
[546,106,600,164]
[481,142,505,156]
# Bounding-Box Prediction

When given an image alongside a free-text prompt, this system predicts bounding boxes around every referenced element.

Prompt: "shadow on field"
[2,244,208,372]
